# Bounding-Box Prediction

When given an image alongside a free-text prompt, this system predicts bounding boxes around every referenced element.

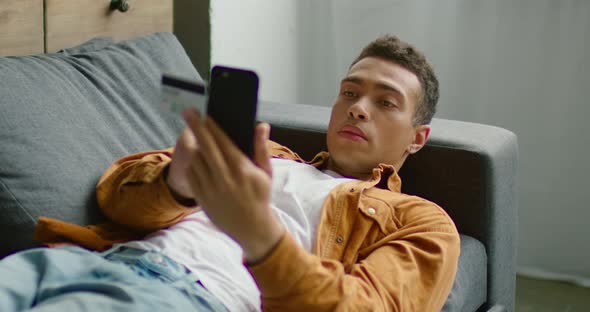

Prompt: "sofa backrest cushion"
[0,32,201,257]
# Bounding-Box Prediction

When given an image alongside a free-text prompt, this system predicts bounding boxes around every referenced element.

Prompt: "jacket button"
[336,235,344,244]
[367,207,376,215]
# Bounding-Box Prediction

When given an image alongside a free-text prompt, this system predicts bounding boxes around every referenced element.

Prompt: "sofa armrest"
[258,101,518,312]
[404,118,518,312]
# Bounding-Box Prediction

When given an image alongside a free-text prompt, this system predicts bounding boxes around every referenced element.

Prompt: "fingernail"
[182,108,191,120]
[264,123,270,139]
[182,108,200,121]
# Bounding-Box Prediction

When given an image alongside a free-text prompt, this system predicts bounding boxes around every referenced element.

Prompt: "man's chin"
[328,134,369,157]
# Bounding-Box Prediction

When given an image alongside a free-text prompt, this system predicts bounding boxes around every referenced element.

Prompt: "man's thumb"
[254,123,272,176]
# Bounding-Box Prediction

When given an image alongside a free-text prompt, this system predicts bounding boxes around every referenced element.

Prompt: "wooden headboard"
[0,0,172,56]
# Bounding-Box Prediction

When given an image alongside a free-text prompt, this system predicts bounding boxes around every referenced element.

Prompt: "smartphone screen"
[206,65,259,159]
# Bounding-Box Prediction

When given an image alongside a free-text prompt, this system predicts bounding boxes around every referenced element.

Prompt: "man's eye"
[382,100,396,108]
[342,91,356,97]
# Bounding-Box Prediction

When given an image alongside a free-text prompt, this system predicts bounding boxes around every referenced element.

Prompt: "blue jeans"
[0,245,229,311]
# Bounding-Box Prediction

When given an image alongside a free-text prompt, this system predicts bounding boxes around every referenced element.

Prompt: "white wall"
[210,0,303,104]
[210,0,590,285]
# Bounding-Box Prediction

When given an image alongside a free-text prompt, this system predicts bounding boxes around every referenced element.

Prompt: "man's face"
[326,57,430,178]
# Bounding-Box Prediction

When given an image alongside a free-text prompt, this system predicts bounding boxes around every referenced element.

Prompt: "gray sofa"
[0,33,517,312]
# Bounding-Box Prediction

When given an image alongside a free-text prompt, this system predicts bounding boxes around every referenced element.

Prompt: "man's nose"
[348,98,370,121]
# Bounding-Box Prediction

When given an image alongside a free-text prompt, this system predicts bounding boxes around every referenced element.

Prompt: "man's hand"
[182,108,285,263]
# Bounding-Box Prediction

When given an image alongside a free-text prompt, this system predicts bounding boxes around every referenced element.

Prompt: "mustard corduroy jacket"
[35,141,460,312]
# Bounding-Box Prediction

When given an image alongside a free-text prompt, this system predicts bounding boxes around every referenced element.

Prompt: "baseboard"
[517,266,590,288]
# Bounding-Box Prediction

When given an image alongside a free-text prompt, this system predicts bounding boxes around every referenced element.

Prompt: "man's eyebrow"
[341,76,404,97]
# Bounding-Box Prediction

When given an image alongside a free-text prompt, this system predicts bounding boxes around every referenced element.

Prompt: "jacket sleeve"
[95,147,198,232]
[95,140,295,233]
[246,200,460,312]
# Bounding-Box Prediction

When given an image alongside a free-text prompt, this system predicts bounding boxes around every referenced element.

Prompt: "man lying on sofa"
[0,35,459,312]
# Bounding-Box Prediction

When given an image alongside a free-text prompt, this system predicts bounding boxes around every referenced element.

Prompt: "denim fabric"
[0,246,229,312]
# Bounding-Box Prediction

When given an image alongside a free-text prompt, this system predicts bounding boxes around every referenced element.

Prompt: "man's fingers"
[182,108,229,178]
[186,153,206,201]
[204,116,246,166]
[183,108,268,179]
[177,127,198,152]
[182,108,203,137]
[254,123,272,177]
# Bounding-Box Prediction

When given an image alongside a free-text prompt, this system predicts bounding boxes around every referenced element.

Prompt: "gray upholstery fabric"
[258,101,518,312]
[441,235,487,312]
[57,37,114,55]
[0,33,201,257]
[401,119,518,312]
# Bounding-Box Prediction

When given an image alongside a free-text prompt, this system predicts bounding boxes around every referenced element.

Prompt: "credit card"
[161,74,207,115]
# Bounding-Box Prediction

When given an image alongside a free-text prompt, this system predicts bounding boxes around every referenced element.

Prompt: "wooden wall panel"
[45,0,173,52]
[0,0,44,56]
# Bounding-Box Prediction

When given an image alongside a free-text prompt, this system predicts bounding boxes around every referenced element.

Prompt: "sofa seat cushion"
[0,32,201,257]
[442,234,487,312]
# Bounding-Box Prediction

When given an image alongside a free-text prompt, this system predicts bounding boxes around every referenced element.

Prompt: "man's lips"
[338,125,367,141]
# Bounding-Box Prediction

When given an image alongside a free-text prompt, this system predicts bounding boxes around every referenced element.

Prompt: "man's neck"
[324,154,408,181]
[325,158,373,181]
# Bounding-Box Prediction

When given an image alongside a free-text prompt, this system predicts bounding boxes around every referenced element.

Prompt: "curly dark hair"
[351,35,439,125]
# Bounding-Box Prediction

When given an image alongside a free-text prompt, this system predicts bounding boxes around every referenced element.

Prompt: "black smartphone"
[206,65,259,159]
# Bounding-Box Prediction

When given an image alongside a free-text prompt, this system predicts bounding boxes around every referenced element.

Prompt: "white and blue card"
[161,74,207,115]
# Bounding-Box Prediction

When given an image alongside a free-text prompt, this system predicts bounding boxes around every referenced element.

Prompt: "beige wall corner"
[174,0,211,80]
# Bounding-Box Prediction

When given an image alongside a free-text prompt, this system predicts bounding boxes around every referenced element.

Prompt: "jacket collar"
[306,152,402,193]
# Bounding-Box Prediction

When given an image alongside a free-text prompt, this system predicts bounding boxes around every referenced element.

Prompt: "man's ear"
[407,125,430,154]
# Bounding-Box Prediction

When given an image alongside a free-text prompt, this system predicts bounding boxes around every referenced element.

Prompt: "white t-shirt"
[121,158,352,311]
